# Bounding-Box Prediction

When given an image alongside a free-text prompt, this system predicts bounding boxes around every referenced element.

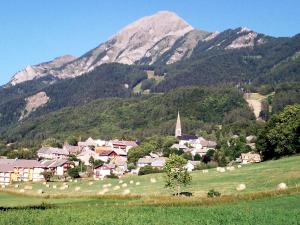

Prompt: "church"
[175,111,198,141]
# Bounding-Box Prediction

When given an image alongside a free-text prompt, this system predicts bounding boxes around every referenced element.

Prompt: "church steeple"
[175,111,182,138]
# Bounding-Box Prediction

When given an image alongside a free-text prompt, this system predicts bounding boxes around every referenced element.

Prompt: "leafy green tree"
[65,136,78,146]
[68,167,80,178]
[164,154,192,195]
[194,153,202,161]
[257,104,300,159]
[42,138,62,148]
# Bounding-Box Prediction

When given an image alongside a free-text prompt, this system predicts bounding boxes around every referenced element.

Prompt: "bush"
[41,171,54,182]
[138,165,161,176]
[67,167,80,178]
[194,153,202,161]
[207,189,221,198]
[106,174,119,179]
[195,161,218,170]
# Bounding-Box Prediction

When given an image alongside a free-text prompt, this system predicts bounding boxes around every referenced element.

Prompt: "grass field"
[0,156,299,224]
[1,155,299,198]
[0,191,299,224]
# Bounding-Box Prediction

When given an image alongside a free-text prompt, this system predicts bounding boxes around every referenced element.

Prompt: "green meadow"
[0,155,300,224]
[1,155,300,197]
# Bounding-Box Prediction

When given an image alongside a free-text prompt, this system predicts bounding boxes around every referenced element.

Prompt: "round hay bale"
[219,168,226,173]
[37,189,44,194]
[135,182,140,186]
[236,183,246,191]
[277,183,288,190]
[14,184,19,188]
[64,184,69,188]
[122,183,127,188]
[123,189,130,195]
[119,180,123,184]
[237,165,242,168]
[129,180,134,184]
[113,185,120,191]
[43,182,47,185]
[75,186,81,191]
[53,185,57,189]
[59,186,65,190]
[202,169,208,173]
[46,184,50,188]
[74,180,78,183]
[24,185,33,190]
[150,178,156,183]
[107,183,112,187]
[19,189,25,193]
[88,181,93,186]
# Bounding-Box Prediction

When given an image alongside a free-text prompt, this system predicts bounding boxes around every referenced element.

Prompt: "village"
[0,112,261,186]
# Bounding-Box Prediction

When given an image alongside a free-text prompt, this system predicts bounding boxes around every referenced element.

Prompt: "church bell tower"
[175,111,182,138]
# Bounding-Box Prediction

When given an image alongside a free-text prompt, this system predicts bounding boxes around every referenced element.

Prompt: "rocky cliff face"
[10,55,77,85]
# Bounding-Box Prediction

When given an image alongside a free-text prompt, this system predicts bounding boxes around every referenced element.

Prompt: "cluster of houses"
[0,112,261,186]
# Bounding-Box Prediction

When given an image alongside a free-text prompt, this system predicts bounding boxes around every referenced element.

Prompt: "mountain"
[9,11,203,86]
[10,55,77,86]
[1,11,299,145]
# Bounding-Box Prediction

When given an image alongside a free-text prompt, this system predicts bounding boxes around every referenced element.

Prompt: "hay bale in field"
[37,189,44,194]
[14,184,19,188]
[119,180,123,184]
[237,165,242,168]
[59,186,66,190]
[19,189,25,193]
[123,189,130,195]
[46,184,50,188]
[113,185,120,191]
[236,183,246,191]
[88,181,94,186]
[202,169,208,173]
[277,183,288,190]
[150,178,156,183]
[226,166,235,171]
[53,185,57,189]
[24,185,33,190]
[122,183,127,188]
[43,182,47,185]
[102,184,108,188]
[74,180,78,183]
[1,185,6,189]
[135,182,140,186]
[129,180,134,184]
[219,168,226,173]
[98,188,109,195]
[69,179,73,182]
[107,183,111,187]
[75,186,81,191]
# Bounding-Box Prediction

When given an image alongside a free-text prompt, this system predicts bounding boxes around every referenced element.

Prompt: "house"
[185,160,201,172]
[240,152,262,164]
[41,159,73,176]
[37,147,69,159]
[137,157,156,168]
[78,137,108,149]
[0,159,45,183]
[108,156,127,176]
[151,157,167,168]
[63,144,80,155]
[0,164,14,185]
[98,150,118,162]
[178,134,199,146]
[170,143,188,151]
[93,164,115,179]
[77,149,101,166]
[95,146,113,154]
[111,140,138,153]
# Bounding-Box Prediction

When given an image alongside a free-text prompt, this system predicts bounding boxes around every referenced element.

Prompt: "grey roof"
[41,159,70,168]
[0,159,42,168]
[0,164,14,172]
[171,144,188,149]
[137,157,155,164]
[151,157,167,167]
[38,147,69,155]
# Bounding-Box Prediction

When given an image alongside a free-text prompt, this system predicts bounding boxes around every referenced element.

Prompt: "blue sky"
[0,0,299,85]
